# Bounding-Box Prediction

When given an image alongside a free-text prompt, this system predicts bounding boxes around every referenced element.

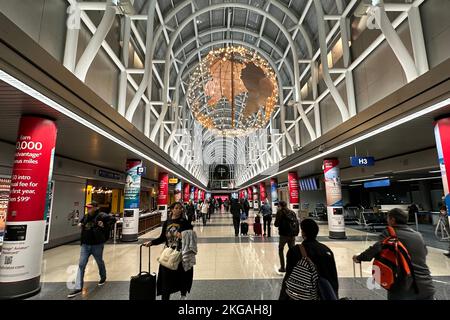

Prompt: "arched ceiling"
[124,0,350,185]
[131,0,347,96]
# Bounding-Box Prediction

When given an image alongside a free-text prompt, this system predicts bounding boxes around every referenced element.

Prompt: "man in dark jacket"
[67,201,117,298]
[353,208,435,300]
[259,199,273,237]
[230,199,242,236]
[186,200,195,222]
[279,218,338,300]
[242,199,250,219]
[274,201,297,272]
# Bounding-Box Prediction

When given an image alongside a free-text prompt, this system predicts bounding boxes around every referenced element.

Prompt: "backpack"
[285,244,319,300]
[318,277,338,300]
[372,226,417,291]
[283,210,300,237]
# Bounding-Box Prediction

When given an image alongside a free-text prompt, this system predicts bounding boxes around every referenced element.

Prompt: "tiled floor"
[29,209,450,300]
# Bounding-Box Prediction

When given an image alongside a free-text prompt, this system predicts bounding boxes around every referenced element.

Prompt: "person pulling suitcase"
[143,202,195,300]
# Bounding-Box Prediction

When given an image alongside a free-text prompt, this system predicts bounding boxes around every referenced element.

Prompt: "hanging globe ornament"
[187,46,278,136]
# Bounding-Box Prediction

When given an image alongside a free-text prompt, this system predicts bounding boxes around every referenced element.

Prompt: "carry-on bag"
[129,244,156,300]
[253,221,262,235]
[241,222,249,235]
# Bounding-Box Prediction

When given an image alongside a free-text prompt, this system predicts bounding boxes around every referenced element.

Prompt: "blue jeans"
[75,244,106,290]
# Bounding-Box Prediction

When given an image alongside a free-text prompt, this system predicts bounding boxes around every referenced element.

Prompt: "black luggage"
[129,244,156,300]
[241,222,249,235]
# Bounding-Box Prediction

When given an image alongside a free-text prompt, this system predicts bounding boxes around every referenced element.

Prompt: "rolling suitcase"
[253,215,262,236]
[253,222,262,236]
[241,222,249,235]
[129,244,156,300]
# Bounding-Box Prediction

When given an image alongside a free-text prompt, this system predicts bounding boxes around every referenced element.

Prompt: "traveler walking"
[186,200,195,223]
[224,199,230,212]
[67,201,117,298]
[279,219,338,300]
[274,201,299,273]
[440,205,450,257]
[260,199,273,237]
[144,202,195,300]
[353,208,435,300]
[200,200,209,226]
[243,198,250,218]
[230,199,242,236]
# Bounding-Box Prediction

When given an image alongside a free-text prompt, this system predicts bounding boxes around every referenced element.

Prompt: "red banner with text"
[259,182,266,203]
[194,187,199,202]
[157,173,169,205]
[288,172,299,204]
[7,117,57,222]
[183,183,190,203]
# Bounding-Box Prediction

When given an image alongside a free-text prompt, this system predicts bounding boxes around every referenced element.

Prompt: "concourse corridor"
[29,208,450,300]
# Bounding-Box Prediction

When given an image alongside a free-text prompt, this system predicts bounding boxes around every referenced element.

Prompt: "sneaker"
[278,268,286,273]
[67,289,82,298]
[98,278,106,286]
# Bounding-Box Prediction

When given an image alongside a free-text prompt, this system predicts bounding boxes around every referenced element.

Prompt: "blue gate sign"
[350,156,375,167]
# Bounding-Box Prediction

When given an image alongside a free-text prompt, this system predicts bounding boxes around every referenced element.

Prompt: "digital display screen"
[311,178,318,190]
[364,179,391,188]
[299,178,319,191]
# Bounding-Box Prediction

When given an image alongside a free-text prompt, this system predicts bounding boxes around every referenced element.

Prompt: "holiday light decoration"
[187,46,278,136]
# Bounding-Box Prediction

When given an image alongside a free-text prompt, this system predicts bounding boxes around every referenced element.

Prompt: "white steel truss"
[61,0,429,188]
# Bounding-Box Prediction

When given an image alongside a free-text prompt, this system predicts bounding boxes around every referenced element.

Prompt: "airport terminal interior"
[1,0,450,301]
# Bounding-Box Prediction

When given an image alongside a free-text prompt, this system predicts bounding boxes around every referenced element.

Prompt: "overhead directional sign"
[350,156,375,167]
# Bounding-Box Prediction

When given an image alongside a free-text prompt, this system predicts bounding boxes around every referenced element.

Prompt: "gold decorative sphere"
[187,46,278,136]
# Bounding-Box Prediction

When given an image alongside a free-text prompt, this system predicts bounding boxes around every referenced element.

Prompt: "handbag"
[157,246,182,270]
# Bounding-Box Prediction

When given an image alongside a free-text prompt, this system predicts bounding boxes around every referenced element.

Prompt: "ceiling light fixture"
[351,176,390,183]
[398,176,442,182]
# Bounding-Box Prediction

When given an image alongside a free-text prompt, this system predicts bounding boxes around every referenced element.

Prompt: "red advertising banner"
[0,116,57,293]
[7,117,57,222]
[194,187,199,202]
[183,183,190,203]
[247,187,252,200]
[259,182,267,203]
[435,118,450,213]
[157,172,169,205]
[288,172,299,204]
[323,158,340,174]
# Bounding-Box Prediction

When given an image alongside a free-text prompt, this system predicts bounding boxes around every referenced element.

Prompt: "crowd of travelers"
[68,197,436,300]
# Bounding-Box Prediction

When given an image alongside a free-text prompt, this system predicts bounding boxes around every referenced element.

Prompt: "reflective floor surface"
[29,209,450,300]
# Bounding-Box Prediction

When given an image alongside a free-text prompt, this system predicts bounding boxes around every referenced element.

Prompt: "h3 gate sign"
[350,156,375,167]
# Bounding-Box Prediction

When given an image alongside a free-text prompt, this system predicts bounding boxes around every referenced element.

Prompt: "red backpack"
[372,226,417,291]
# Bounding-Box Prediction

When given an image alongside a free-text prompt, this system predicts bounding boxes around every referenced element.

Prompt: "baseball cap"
[85,201,99,208]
